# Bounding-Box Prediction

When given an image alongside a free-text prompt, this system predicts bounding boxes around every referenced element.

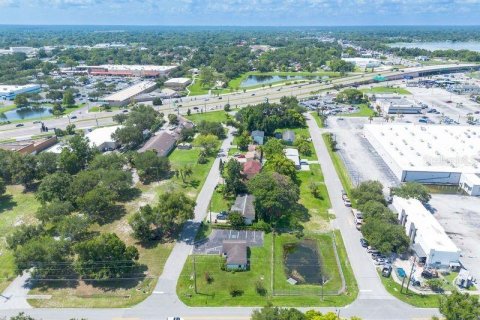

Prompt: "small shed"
[251,130,265,145]
[231,194,256,225]
[282,130,296,145]
[222,240,248,271]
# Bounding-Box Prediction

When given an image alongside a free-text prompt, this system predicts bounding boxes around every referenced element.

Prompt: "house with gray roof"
[222,240,248,271]
[282,130,296,145]
[138,132,177,157]
[231,194,256,225]
[251,130,265,145]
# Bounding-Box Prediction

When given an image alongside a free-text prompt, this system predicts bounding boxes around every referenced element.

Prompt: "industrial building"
[364,123,480,192]
[85,125,122,151]
[392,196,461,267]
[164,77,192,89]
[102,81,157,106]
[60,64,177,77]
[0,84,41,100]
[372,95,422,114]
[0,136,57,154]
[343,57,381,69]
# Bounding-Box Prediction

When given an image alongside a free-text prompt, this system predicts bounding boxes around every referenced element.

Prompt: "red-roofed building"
[242,160,262,180]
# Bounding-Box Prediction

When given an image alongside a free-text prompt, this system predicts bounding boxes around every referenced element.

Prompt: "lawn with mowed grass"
[0,185,40,293]
[322,133,353,196]
[178,231,357,307]
[341,103,374,117]
[274,127,318,161]
[186,110,229,124]
[310,112,324,128]
[361,86,411,95]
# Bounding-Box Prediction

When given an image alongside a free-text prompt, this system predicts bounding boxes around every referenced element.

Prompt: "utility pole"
[193,254,197,294]
[321,275,324,301]
[405,256,417,293]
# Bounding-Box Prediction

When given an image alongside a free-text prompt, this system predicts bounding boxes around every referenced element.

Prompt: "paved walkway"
[0,271,32,309]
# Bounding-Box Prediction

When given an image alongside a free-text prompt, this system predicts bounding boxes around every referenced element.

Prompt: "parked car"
[382,265,392,277]
[70,115,77,119]
[360,238,368,247]
[344,199,352,207]
[15,123,24,127]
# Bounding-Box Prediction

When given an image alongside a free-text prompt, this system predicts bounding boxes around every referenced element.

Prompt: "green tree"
[223,158,246,196]
[262,138,284,160]
[6,225,44,250]
[129,205,155,242]
[13,236,72,278]
[36,200,74,223]
[426,279,444,292]
[58,149,81,175]
[89,153,127,171]
[361,218,409,254]
[251,305,306,320]
[62,90,75,106]
[35,152,58,178]
[14,94,29,108]
[55,215,90,242]
[168,113,179,125]
[440,291,480,320]
[0,177,5,197]
[194,134,219,155]
[336,88,365,104]
[152,97,163,106]
[67,135,97,169]
[351,180,386,207]
[74,233,139,279]
[36,172,73,203]
[264,154,298,183]
[237,132,251,151]
[199,66,216,88]
[112,126,143,149]
[248,172,299,223]
[391,182,431,203]
[132,151,171,183]
[294,136,312,156]
[77,186,116,221]
[228,211,244,227]
[112,113,129,124]
[4,153,37,188]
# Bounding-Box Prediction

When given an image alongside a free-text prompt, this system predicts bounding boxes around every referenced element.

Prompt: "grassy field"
[361,87,411,95]
[341,103,375,117]
[186,110,229,124]
[297,164,331,230]
[0,186,40,293]
[29,145,218,307]
[322,133,353,196]
[273,127,318,161]
[0,104,17,114]
[310,112,324,128]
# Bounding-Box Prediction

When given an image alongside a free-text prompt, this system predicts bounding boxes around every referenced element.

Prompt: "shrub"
[204,271,213,284]
[255,280,267,296]
[229,285,244,297]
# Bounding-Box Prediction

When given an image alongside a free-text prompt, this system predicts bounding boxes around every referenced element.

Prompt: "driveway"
[194,229,264,254]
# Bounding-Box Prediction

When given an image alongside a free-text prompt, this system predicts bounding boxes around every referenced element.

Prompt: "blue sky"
[0,0,480,25]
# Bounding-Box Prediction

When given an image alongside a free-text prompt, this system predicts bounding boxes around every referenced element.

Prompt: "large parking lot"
[193,229,264,255]
[429,194,480,281]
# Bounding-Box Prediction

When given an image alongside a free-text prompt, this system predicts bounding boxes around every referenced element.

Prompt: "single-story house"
[222,240,248,271]
[284,148,301,169]
[138,132,177,157]
[251,130,265,145]
[231,194,256,225]
[242,160,262,180]
[85,125,122,152]
[282,130,296,145]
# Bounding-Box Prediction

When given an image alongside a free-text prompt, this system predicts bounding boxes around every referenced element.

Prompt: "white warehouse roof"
[392,196,460,254]
[98,64,176,72]
[0,84,40,94]
[165,77,191,85]
[102,81,157,103]
[85,125,122,148]
[364,123,480,174]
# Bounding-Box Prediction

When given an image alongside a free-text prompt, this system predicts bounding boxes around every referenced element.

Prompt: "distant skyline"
[0,0,480,26]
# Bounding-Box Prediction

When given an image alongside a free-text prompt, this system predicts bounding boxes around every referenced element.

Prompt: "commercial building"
[459,173,480,196]
[392,196,461,267]
[0,84,41,100]
[0,136,57,155]
[60,64,177,77]
[102,81,157,106]
[364,123,480,186]
[343,57,381,69]
[373,95,422,114]
[85,126,122,151]
[164,77,192,89]
[222,240,248,271]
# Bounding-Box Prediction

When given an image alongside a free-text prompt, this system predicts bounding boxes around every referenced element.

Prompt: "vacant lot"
[186,110,229,124]
[0,185,39,293]
[361,86,411,95]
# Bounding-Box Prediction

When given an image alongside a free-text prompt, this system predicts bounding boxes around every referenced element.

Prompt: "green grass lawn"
[469,72,480,79]
[210,189,234,213]
[0,104,17,114]
[341,103,374,117]
[0,185,40,293]
[186,110,229,124]
[322,133,353,196]
[273,127,318,161]
[361,87,411,95]
[379,270,440,307]
[178,231,357,307]
[297,164,331,231]
[310,112,324,128]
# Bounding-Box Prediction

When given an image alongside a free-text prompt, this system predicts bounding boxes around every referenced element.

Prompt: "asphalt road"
[1,63,476,141]
[0,119,441,320]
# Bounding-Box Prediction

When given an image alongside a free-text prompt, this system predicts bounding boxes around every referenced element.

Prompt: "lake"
[0,106,52,121]
[389,41,480,52]
[283,239,325,285]
[240,75,321,88]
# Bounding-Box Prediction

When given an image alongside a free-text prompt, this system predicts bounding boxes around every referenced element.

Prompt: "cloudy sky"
[0,0,479,25]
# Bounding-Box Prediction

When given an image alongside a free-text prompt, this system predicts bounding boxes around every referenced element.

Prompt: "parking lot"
[193,229,264,255]
[429,194,480,281]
